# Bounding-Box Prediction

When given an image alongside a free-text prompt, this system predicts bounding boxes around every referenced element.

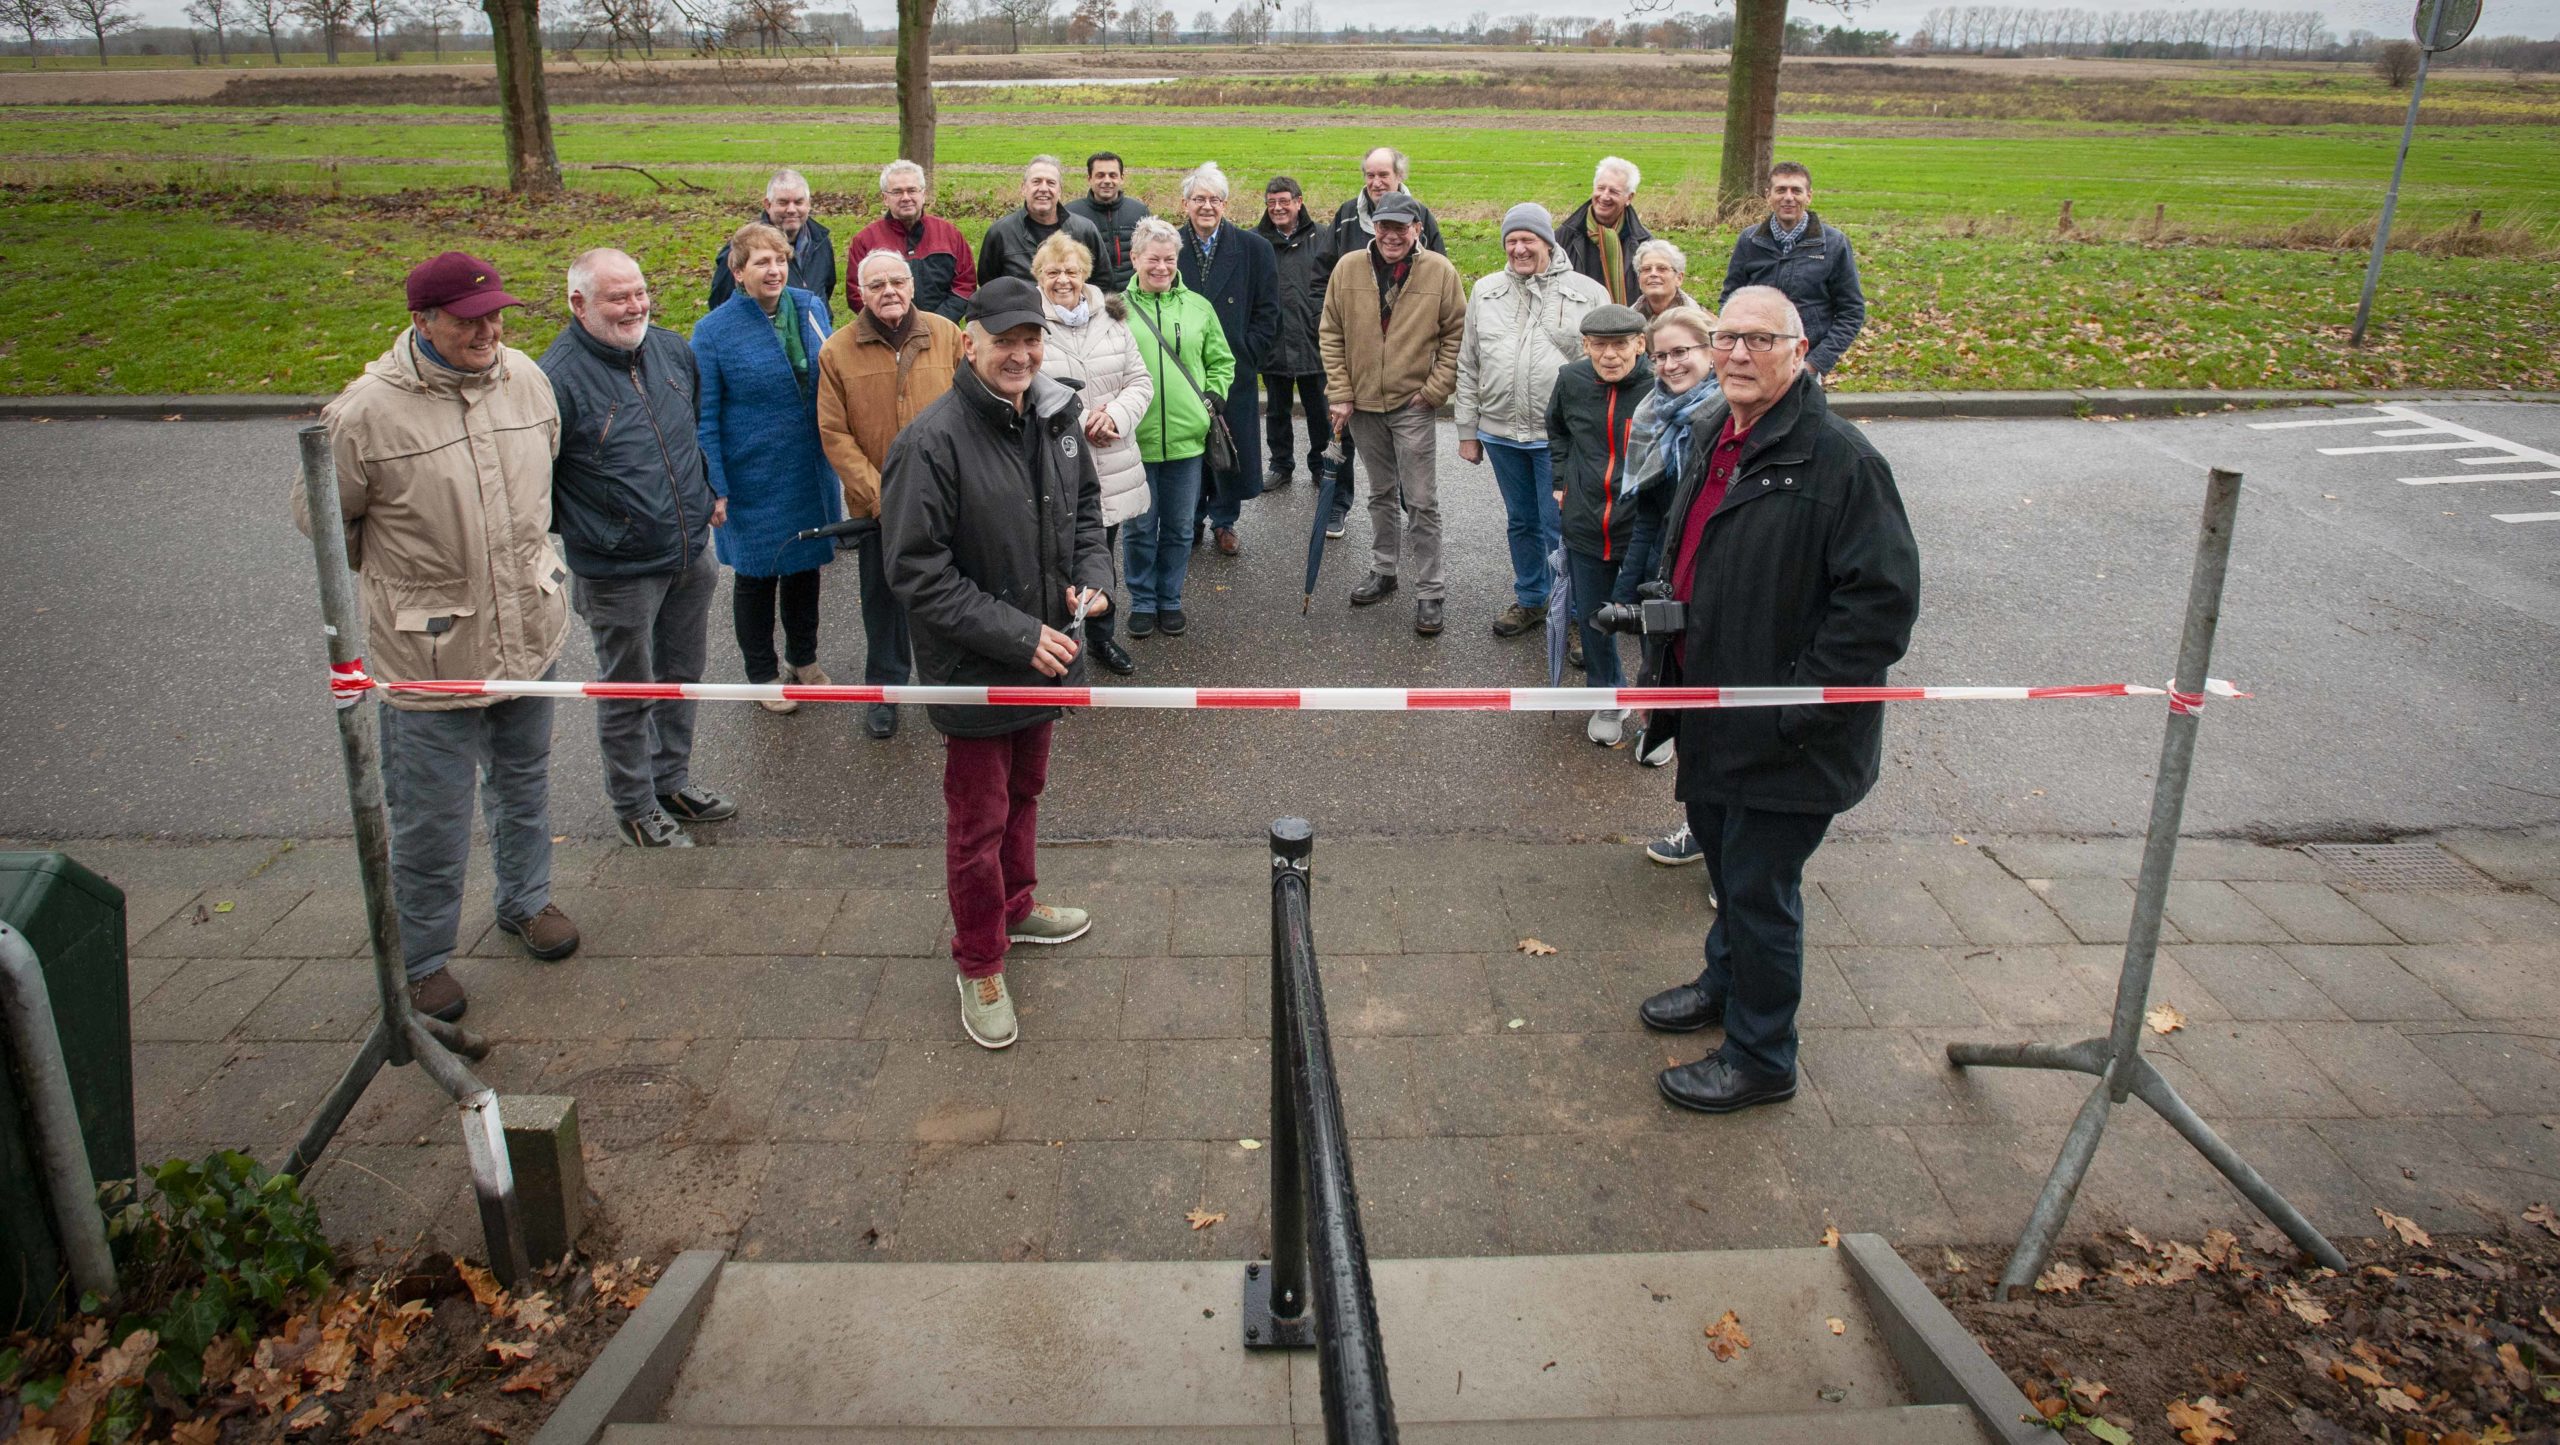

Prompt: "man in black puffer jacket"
[540,247,737,850]
[1635,284,1920,1118]
[884,278,1115,1052]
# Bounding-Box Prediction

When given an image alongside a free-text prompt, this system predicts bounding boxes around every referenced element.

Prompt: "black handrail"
[1242,818,1396,1443]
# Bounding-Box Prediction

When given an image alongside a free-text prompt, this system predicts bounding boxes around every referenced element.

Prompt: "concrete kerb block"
[1839,1232,2047,1445]
[502,1094,587,1267]
[0,395,331,421]
[530,1249,725,1445]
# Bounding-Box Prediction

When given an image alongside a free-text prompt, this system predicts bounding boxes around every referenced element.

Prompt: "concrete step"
[604,1402,1994,1442]
[651,1250,1978,1435]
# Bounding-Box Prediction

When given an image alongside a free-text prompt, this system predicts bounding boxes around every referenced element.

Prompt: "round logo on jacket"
[1061,436,1079,459]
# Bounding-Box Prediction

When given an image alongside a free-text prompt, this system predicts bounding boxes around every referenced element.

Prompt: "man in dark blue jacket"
[708,168,836,311]
[1174,161,1280,556]
[1636,284,1918,1115]
[542,248,738,849]
[1718,162,1868,382]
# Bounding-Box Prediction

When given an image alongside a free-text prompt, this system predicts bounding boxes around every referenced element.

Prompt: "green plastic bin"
[1,851,133,1330]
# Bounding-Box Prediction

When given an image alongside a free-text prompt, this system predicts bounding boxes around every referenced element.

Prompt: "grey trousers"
[1349,404,1443,600]
[573,544,716,819]
[378,671,556,981]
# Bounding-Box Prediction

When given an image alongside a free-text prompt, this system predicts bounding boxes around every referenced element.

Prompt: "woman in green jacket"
[1120,216,1236,640]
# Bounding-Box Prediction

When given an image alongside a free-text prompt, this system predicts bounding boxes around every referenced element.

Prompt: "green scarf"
[1589,213,1629,305]
[770,289,808,377]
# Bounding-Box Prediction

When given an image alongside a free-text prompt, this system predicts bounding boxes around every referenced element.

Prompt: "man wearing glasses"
[1637,284,1920,1115]
[1718,162,1866,384]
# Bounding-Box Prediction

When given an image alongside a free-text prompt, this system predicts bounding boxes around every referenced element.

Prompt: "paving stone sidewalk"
[36,827,2560,1268]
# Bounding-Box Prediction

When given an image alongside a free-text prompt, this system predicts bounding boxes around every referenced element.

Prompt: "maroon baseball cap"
[404,251,525,319]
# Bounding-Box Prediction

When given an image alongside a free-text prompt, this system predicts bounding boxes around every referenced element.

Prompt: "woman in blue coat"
[695,222,843,712]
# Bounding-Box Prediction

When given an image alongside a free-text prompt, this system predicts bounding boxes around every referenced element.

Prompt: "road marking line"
[2248,412,2394,429]
[2496,492,2560,524]
[2401,471,2560,486]
[2319,440,2497,454]
[2371,425,2446,436]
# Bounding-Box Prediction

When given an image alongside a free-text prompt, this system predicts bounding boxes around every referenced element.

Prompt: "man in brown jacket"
[1320,192,1467,635]
[817,249,966,740]
[292,251,580,1024]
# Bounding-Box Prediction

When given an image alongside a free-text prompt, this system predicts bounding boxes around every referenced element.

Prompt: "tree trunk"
[91,19,108,64]
[483,0,562,194]
[896,0,935,170]
[1716,0,1785,218]
[266,23,281,57]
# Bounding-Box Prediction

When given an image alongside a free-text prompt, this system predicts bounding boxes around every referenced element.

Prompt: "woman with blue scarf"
[1627,304,1723,872]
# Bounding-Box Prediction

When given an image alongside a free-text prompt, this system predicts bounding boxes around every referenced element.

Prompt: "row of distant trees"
[1,0,485,63]
[1908,4,2556,65]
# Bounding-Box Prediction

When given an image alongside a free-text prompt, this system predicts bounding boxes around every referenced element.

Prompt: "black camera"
[1588,581,1683,636]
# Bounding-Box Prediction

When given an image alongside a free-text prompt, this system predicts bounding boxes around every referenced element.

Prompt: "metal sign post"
[1948,470,2347,1294]
[283,423,534,1287]
[2349,0,2480,346]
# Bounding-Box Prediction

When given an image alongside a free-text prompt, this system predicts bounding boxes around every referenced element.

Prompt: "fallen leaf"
[2034,1262,2087,1294]
[1238,1139,1262,1150]
[173,1423,222,1445]
[1826,1317,1845,1335]
[2372,1384,2420,1414]
[2279,1283,2331,1325]
[1704,1310,1752,1361]
[2525,1202,2560,1239]
[1819,1225,1841,1248]
[1506,1018,1526,1029]
[2498,1341,2532,1390]
[289,1404,333,1435]
[457,1261,508,1310]
[510,1293,558,1333]
[1941,1247,1969,1274]
[2086,1420,2134,1445]
[551,834,569,843]
[2146,1003,2186,1035]
[349,1392,425,1437]
[486,1338,538,1363]
[2166,1394,2237,1444]
[499,1361,560,1396]
[2373,1207,2431,1247]
[1515,938,1558,956]
[213,900,236,914]
[95,1328,160,1385]
[2541,1303,2560,1336]
[2069,1377,2114,1411]
[1185,1207,1226,1231]
[2201,1228,2241,1272]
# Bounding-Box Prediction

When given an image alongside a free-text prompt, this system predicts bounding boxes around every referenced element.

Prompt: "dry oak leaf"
[2201,1228,2242,1272]
[487,1337,539,1363]
[2034,1262,2088,1294]
[349,1392,426,1438]
[457,1260,509,1311]
[1703,1310,1752,1362]
[2525,1202,2560,1239]
[2069,1378,2114,1412]
[2371,1383,2421,1414]
[2165,1394,2238,1444]
[2373,1207,2431,1248]
[1515,938,1559,956]
[172,1420,223,1445]
[500,1361,562,1397]
[2278,1283,2331,1325]
[2146,1003,2187,1035]
[288,1404,334,1435]
[1185,1207,1227,1231]
[94,1328,160,1386]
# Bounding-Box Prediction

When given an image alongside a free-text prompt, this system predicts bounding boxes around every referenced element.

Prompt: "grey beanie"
[1501,202,1558,250]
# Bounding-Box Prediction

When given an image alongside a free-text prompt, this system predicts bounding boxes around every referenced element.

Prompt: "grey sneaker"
[958,971,1019,1049]
[618,808,695,848]
[1008,903,1091,945]
[1586,708,1629,748]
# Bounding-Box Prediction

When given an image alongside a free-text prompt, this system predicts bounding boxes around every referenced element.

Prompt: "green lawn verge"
[1,187,2549,396]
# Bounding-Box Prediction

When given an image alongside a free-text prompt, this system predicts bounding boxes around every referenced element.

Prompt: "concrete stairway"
[540,1239,2039,1444]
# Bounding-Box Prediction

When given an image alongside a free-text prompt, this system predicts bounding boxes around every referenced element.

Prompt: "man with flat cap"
[293,250,581,1026]
[883,276,1114,1051]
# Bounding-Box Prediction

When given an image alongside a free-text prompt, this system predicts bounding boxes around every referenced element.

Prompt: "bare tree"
[990,0,1046,47]
[1189,3,1211,36]
[5,0,62,62]
[294,0,352,58]
[56,0,132,63]
[1284,0,1313,38]
[1067,0,1110,39]
[2373,36,2417,84]
[410,0,458,51]
[354,0,401,56]
[184,0,234,57]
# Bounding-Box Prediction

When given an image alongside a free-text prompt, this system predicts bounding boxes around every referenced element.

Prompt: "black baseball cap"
[966,276,1049,333]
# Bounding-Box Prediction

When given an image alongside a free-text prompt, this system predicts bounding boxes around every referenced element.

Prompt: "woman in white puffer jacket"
[1033,231,1155,676]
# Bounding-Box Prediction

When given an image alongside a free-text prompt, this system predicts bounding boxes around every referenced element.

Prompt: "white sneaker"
[1586,708,1629,748]
[958,971,1019,1049]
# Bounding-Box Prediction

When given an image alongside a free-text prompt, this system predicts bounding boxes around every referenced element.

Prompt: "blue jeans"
[378,667,559,981]
[1125,454,1204,613]
[1482,436,1558,608]
[1683,800,1834,1078]
[1564,546,1626,688]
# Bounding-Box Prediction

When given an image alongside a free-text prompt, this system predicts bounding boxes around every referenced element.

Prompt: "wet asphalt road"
[2,401,2554,845]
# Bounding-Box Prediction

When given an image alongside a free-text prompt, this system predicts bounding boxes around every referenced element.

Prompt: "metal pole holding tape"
[1948,469,2346,1292]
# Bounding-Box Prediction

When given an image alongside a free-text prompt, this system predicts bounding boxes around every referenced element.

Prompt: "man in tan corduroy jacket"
[1319,192,1466,636]
[816,249,966,739]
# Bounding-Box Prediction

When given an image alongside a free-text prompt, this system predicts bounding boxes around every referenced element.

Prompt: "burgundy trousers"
[943,721,1053,979]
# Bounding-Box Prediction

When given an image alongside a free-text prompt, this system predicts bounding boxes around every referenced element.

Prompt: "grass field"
[0,63,2553,396]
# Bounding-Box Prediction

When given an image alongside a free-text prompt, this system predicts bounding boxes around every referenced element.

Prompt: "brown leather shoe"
[497,902,580,961]
[409,967,467,1022]
[1214,526,1241,557]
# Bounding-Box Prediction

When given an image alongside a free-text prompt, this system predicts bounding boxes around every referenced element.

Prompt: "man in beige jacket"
[293,251,579,1024]
[817,249,966,740]
[1319,192,1466,636]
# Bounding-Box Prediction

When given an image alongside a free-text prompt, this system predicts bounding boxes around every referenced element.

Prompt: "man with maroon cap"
[294,250,582,1025]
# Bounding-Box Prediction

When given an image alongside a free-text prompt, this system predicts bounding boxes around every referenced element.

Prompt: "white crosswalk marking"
[2252,405,2560,518]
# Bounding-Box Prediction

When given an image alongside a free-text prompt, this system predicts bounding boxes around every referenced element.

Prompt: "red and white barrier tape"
[328,657,377,710]
[361,677,2250,712]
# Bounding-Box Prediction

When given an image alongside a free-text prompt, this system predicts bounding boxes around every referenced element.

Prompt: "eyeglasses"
[1708,331,1801,354]
[1650,343,1706,365]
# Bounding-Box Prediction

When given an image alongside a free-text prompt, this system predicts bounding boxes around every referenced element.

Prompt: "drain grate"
[2299,842,2497,892]
[563,1066,702,1149]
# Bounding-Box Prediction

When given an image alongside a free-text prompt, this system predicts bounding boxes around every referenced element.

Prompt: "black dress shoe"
[1094,634,1135,675]
[1639,983,1723,1033]
[1349,572,1398,607]
[866,702,899,740]
[1658,1050,1797,1115]
[1414,598,1443,636]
